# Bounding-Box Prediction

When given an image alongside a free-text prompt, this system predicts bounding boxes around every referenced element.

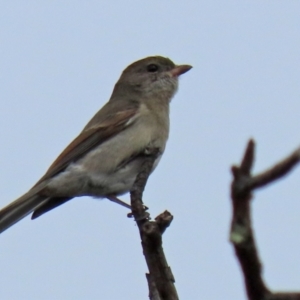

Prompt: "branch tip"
[231,165,240,178]
[240,139,255,175]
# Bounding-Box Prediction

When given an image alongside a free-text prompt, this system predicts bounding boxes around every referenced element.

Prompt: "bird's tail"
[0,191,48,234]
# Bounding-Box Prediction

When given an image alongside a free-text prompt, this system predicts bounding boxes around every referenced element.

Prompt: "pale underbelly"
[44,155,161,198]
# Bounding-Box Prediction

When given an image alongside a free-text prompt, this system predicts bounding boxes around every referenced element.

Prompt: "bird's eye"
[147,64,159,72]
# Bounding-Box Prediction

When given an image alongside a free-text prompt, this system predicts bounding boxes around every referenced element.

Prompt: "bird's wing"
[34,108,138,185]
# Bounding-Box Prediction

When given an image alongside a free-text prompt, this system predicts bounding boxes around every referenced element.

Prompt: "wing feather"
[34,108,138,185]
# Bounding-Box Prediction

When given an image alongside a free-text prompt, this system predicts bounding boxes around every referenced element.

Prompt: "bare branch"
[249,147,300,190]
[230,140,300,300]
[130,148,179,300]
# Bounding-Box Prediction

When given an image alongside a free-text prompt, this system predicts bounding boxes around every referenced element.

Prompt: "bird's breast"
[81,103,169,173]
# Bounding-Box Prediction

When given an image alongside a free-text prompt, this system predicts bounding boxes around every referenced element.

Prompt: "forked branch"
[230,139,300,300]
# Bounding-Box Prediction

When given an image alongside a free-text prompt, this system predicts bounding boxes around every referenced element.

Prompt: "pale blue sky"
[1,1,300,299]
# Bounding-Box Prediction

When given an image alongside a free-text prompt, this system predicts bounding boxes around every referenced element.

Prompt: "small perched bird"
[0,56,192,233]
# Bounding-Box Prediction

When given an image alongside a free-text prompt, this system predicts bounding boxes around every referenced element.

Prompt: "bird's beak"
[169,64,193,77]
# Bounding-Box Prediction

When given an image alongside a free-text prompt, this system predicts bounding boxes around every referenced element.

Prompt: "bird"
[0,56,192,233]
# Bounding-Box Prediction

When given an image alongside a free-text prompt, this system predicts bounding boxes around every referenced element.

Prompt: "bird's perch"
[230,139,300,300]
[130,148,178,300]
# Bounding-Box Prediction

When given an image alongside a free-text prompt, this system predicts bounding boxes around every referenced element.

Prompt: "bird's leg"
[106,195,131,209]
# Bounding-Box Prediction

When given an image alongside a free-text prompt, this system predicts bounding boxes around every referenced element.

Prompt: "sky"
[1,1,300,299]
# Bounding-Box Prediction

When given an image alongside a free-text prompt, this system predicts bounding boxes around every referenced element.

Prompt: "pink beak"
[170,64,192,77]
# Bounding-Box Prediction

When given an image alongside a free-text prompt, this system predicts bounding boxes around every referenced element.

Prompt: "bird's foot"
[106,195,131,209]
